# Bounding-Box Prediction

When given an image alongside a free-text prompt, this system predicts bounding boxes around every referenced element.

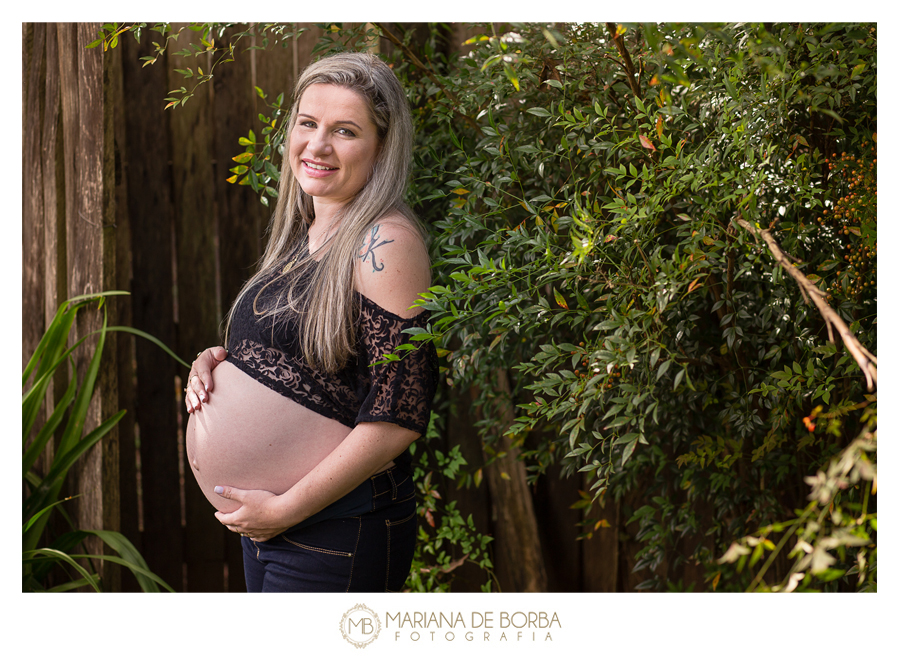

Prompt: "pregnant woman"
[182,52,438,592]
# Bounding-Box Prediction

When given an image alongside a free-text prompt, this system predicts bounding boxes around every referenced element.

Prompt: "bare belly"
[185,361,352,513]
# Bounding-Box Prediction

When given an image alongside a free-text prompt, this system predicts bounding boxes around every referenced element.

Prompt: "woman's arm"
[184,346,228,413]
[213,421,418,540]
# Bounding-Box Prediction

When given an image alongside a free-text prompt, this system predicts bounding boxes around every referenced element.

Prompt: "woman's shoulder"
[354,213,430,319]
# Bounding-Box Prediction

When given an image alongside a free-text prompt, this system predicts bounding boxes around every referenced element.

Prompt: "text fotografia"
[387,611,561,642]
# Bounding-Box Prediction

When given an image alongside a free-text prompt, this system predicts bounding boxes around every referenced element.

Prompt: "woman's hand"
[213,485,292,542]
[185,346,228,413]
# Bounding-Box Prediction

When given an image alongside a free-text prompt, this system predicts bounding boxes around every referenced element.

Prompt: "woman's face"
[289,84,381,210]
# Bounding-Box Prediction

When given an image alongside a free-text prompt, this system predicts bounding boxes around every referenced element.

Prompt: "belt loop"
[387,468,398,501]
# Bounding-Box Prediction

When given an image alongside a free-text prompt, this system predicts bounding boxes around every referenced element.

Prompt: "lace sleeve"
[354,295,438,434]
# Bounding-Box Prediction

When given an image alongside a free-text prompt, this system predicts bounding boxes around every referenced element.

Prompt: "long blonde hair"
[224,52,423,371]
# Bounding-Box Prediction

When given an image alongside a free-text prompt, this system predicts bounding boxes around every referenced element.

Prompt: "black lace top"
[226,257,438,446]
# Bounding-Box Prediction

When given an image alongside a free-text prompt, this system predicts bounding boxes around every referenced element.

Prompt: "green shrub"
[400,22,877,591]
[116,21,877,591]
[23,292,174,592]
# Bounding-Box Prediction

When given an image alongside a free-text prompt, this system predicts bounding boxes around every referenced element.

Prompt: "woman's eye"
[337,128,356,136]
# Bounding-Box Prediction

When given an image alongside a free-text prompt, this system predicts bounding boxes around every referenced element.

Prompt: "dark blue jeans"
[241,465,417,592]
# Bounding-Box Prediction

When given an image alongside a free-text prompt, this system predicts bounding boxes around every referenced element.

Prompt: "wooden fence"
[22,22,664,593]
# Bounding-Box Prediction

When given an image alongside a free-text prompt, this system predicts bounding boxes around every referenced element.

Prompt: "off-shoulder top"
[225,251,438,473]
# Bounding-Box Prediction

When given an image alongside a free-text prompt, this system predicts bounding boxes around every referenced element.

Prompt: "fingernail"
[199,391,206,401]
[214,486,224,494]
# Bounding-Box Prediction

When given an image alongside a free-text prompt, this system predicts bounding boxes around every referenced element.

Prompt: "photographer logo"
[340,604,382,648]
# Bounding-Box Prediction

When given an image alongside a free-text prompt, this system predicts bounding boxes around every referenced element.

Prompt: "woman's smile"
[303,160,337,173]
[289,84,381,207]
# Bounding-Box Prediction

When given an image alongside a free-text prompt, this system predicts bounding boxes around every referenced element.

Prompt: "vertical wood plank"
[41,24,67,504]
[440,388,492,592]
[295,23,324,73]
[210,26,266,592]
[56,21,88,577]
[107,40,140,591]
[580,483,620,592]
[478,371,547,592]
[23,23,45,380]
[254,26,297,123]
[533,463,581,591]
[59,22,121,591]
[212,26,267,310]
[41,23,71,574]
[617,480,654,591]
[43,24,64,334]
[121,34,184,592]
[168,26,227,592]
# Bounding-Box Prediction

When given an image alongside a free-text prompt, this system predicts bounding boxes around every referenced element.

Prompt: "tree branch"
[605,23,642,99]
[374,23,484,137]
[735,217,877,391]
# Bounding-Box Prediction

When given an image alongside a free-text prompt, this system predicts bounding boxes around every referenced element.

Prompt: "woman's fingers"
[184,370,207,414]
[203,346,228,393]
[193,347,227,393]
[184,346,226,413]
[185,375,205,412]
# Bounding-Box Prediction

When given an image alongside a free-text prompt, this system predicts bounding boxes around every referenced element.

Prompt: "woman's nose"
[307,129,333,155]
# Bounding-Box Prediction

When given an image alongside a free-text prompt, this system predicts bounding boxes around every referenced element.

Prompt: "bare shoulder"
[354,215,431,318]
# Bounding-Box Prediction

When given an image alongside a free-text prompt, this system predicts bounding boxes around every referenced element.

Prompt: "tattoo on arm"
[358,224,395,273]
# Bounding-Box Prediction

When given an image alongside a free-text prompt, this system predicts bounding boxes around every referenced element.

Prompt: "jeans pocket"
[384,505,417,592]
[281,516,361,557]
[262,517,362,592]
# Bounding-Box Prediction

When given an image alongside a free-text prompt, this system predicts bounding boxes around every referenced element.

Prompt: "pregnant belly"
[185,361,352,513]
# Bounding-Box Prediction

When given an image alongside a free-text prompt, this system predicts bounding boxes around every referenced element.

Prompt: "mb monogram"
[340,604,382,648]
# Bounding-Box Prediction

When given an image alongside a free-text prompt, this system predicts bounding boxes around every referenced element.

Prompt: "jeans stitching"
[392,491,415,506]
[346,517,362,592]
[281,535,353,558]
[372,468,409,498]
[384,518,391,591]
[386,508,417,527]
[387,468,397,501]
[385,508,416,591]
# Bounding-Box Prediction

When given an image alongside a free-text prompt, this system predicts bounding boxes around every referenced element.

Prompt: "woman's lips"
[302,160,338,177]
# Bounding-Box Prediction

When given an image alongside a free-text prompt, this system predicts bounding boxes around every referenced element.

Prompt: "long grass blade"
[85,530,170,592]
[23,410,126,526]
[45,577,97,593]
[22,495,81,535]
[23,291,128,390]
[106,326,192,369]
[27,529,88,583]
[27,528,172,592]
[65,289,130,305]
[54,306,109,470]
[23,301,80,387]
[52,552,173,592]
[21,298,71,387]
[22,336,92,443]
[22,549,102,592]
[22,369,78,477]
[23,292,128,429]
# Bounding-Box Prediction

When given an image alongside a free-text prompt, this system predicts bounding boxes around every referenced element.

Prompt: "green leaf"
[106,326,191,369]
[23,549,101,592]
[656,359,672,380]
[621,437,638,466]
